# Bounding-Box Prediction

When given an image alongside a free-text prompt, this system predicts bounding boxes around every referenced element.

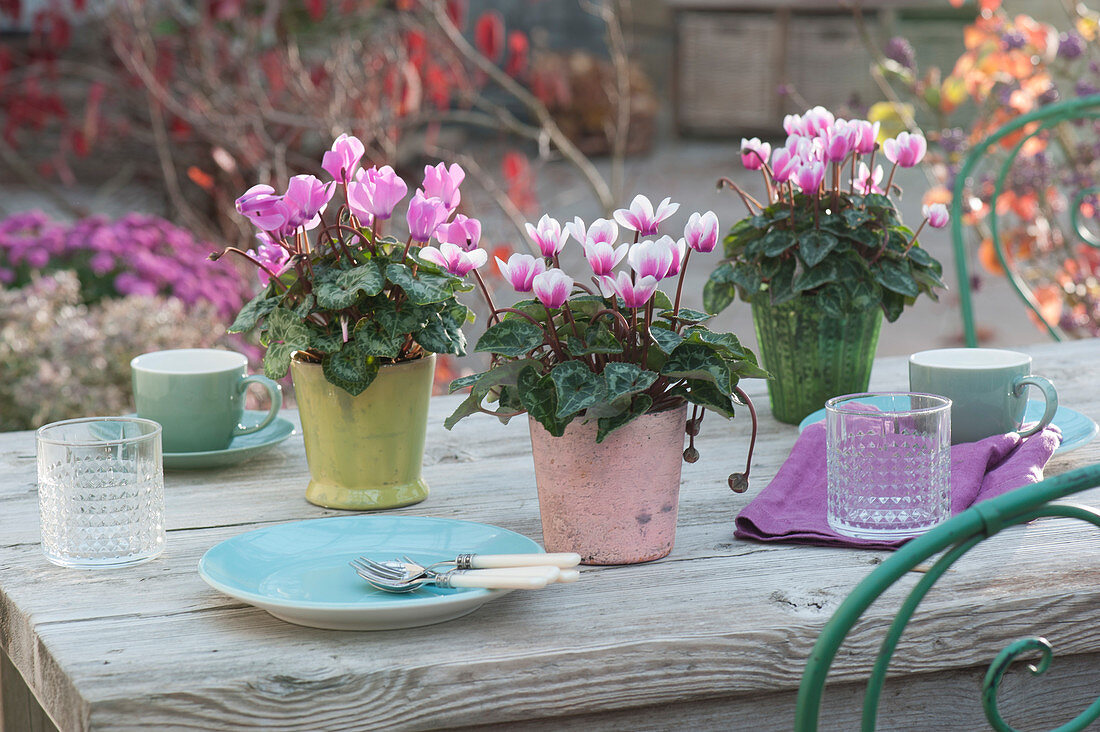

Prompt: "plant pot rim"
[291,352,436,372]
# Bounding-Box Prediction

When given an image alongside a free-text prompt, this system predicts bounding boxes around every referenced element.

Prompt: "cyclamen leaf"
[703,262,739,314]
[798,230,839,269]
[384,263,459,304]
[549,360,605,419]
[229,291,277,333]
[262,342,298,380]
[596,393,653,443]
[683,378,736,419]
[566,321,624,356]
[661,308,713,325]
[682,327,748,360]
[661,342,734,394]
[517,365,568,437]
[792,259,838,292]
[648,324,683,355]
[762,229,796,256]
[873,260,920,297]
[321,348,379,396]
[264,307,311,357]
[602,362,658,403]
[474,318,545,357]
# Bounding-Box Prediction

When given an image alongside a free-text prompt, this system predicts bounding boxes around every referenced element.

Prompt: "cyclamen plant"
[446,194,768,474]
[219,134,489,395]
[704,106,948,321]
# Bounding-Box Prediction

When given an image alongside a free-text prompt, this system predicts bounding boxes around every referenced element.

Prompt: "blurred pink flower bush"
[0,211,252,316]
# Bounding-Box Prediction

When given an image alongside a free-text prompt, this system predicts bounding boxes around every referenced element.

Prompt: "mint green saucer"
[130,410,296,470]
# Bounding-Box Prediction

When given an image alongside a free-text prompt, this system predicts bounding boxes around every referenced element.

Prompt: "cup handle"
[1013,375,1058,438]
[233,375,283,437]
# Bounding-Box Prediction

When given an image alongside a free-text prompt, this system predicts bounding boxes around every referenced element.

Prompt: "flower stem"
[671,248,694,325]
[717,177,765,214]
[402,235,415,261]
[472,269,501,324]
[209,247,287,291]
[885,161,899,196]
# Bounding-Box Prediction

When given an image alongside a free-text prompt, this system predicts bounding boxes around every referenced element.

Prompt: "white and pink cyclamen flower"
[923,203,950,229]
[740,138,771,171]
[684,211,719,253]
[599,271,659,308]
[532,268,573,309]
[628,235,682,281]
[613,194,679,237]
[794,161,826,194]
[419,242,487,277]
[770,147,800,184]
[525,214,569,258]
[852,163,885,195]
[496,253,546,292]
[883,132,927,168]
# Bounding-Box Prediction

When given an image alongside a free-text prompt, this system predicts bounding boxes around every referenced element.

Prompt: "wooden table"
[2,340,1100,731]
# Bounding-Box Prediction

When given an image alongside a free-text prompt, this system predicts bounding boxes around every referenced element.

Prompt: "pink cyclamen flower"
[821,120,855,163]
[496,253,546,292]
[770,147,800,184]
[600,271,659,309]
[740,137,772,171]
[235,184,289,232]
[284,174,335,231]
[782,113,803,136]
[923,203,949,229]
[628,236,678,280]
[348,165,408,221]
[564,216,587,245]
[851,119,879,155]
[583,239,629,276]
[788,134,823,164]
[525,214,569,258]
[255,234,291,285]
[882,131,927,168]
[852,163,885,195]
[435,214,482,251]
[613,194,679,237]
[567,216,619,248]
[684,211,719,253]
[665,237,687,278]
[321,134,366,184]
[422,162,465,211]
[794,161,826,194]
[532,268,573,309]
[801,106,835,136]
[418,242,488,277]
[406,190,451,242]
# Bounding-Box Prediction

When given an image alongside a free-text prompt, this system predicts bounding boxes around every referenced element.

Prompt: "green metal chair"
[795,463,1100,731]
[951,94,1100,346]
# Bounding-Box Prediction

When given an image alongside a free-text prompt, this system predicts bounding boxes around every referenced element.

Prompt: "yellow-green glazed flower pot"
[290,353,434,510]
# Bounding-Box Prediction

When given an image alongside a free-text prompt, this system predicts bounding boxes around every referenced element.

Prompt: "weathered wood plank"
[1,340,1099,730]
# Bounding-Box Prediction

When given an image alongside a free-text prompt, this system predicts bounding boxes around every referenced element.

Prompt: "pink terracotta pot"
[528,403,689,565]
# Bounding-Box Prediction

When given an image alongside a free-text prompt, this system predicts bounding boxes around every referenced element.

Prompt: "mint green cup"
[908,348,1058,444]
[131,349,282,453]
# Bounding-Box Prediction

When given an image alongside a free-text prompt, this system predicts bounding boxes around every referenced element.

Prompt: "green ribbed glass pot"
[751,297,882,425]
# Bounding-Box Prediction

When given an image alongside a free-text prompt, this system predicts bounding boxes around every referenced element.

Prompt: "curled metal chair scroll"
[795,463,1100,731]
[951,94,1100,346]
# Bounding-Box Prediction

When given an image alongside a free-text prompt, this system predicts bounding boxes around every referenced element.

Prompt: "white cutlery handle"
[467,566,561,582]
[556,568,580,583]
[445,572,549,590]
[469,552,581,569]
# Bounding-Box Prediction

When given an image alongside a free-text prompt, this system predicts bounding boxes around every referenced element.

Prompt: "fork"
[350,557,552,592]
[397,555,579,583]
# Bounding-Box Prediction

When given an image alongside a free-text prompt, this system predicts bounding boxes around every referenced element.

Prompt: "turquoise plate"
[140,410,296,470]
[198,515,543,630]
[797,399,1098,453]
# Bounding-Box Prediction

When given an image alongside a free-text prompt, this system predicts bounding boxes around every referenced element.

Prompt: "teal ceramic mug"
[908,348,1057,444]
[131,349,282,453]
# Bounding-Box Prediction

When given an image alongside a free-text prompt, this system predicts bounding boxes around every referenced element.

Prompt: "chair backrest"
[794,463,1100,731]
[951,94,1100,346]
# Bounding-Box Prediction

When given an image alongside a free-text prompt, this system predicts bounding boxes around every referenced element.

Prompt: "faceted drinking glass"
[826,393,951,540]
[36,417,166,568]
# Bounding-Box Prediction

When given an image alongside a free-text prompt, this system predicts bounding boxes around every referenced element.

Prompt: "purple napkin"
[733,423,1062,550]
